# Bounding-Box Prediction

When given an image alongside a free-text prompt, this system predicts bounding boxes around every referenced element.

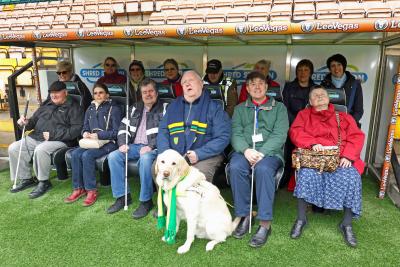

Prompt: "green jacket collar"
[244,97,276,111]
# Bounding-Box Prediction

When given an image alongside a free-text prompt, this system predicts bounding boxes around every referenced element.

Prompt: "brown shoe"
[83,190,97,207]
[64,189,86,203]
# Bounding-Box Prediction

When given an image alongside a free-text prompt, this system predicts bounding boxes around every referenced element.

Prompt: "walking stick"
[12,93,30,189]
[249,106,257,233]
[124,78,130,211]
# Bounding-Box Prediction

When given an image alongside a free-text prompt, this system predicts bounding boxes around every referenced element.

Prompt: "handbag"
[291,112,341,173]
[79,106,113,149]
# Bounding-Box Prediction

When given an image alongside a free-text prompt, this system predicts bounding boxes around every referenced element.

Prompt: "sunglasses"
[56,71,69,75]
[130,68,142,72]
[105,63,116,67]
[94,91,106,95]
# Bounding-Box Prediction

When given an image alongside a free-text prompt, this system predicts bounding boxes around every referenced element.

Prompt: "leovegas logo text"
[247,24,289,33]
[0,33,25,40]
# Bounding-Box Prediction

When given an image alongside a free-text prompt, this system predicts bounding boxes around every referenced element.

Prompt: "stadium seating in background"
[0,0,396,30]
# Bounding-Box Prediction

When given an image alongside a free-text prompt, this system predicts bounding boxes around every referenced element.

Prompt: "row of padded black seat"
[52,82,347,187]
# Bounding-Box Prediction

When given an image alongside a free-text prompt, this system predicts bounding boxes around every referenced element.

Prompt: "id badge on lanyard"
[252,106,263,143]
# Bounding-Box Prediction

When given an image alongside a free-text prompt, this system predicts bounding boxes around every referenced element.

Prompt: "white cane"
[13,93,30,189]
[249,106,257,233]
[124,78,130,211]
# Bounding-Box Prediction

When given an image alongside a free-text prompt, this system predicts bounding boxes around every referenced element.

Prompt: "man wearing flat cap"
[203,59,238,117]
[8,81,84,198]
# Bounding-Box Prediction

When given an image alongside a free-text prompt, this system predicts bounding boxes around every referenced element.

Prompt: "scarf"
[331,73,347,89]
[166,90,210,155]
[157,171,189,245]
[157,187,177,245]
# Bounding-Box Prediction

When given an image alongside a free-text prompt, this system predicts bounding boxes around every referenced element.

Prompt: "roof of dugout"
[0,19,400,47]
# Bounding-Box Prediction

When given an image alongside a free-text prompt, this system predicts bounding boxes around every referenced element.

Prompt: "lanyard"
[254,106,261,132]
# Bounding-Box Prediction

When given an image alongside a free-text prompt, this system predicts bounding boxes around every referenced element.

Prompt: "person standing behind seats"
[321,54,363,127]
[238,59,280,103]
[107,78,165,218]
[283,59,315,125]
[64,83,122,206]
[8,81,84,198]
[229,71,289,248]
[157,70,231,183]
[56,60,92,111]
[203,59,238,117]
[128,60,146,104]
[161,58,183,97]
[282,59,315,188]
[289,85,365,247]
[96,57,127,85]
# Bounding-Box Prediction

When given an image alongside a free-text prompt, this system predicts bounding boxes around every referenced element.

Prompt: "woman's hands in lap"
[339,158,352,168]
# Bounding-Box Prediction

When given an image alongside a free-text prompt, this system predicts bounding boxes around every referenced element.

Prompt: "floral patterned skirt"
[294,167,362,216]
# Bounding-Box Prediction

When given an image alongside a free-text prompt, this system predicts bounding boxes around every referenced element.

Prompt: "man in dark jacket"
[107,78,166,218]
[158,70,231,182]
[9,81,84,198]
[320,54,363,127]
[203,59,238,117]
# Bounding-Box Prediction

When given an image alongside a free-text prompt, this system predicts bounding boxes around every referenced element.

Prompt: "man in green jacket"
[229,71,289,248]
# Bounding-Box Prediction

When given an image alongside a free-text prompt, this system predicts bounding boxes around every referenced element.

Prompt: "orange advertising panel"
[379,67,400,199]
[1,18,400,43]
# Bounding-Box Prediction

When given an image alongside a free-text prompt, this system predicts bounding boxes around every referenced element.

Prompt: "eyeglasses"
[94,91,105,95]
[130,68,142,72]
[105,63,116,67]
[164,68,176,72]
[56,71,69,75]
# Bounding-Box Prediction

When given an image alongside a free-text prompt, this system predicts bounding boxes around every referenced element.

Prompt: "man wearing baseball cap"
[203,59,238,117]
[8,81,84,198]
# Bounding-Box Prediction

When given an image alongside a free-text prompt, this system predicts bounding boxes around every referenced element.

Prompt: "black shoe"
[232,216,252,239]
[290,220,307,239]
[132,200,154,220]
[10,178,37,193]
[29,181,52,199]
[339,224,357,248]
[249,226,272,248]
[107,194,132,214]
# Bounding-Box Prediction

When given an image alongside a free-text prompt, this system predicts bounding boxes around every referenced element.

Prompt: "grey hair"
[309,84,328,98]
[56,60,73,72]
[255,59,271,69]
[139,78,157,92]
[182,70,202,81]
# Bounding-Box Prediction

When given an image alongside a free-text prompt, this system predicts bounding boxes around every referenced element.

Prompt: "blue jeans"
[70,143,116,190]
[229,152,282,221]
[108,144,157,201]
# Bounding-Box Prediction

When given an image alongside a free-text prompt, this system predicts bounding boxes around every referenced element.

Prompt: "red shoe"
[64,189,86,203]
[83,190,97,207]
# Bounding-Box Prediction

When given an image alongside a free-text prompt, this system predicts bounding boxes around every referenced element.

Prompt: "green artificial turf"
[0,169,399,266]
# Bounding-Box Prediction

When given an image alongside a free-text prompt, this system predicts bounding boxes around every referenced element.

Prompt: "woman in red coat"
[161,58,183,97]
[289,85,365,248]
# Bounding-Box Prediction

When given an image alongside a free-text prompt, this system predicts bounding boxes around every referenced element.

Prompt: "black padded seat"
[266,86,283,102]
[156,83,176,103]
[326,88,347,113]
[204,84,225,108]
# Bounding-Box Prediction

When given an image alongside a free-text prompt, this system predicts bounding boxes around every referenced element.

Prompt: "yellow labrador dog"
[155,149,239,254]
